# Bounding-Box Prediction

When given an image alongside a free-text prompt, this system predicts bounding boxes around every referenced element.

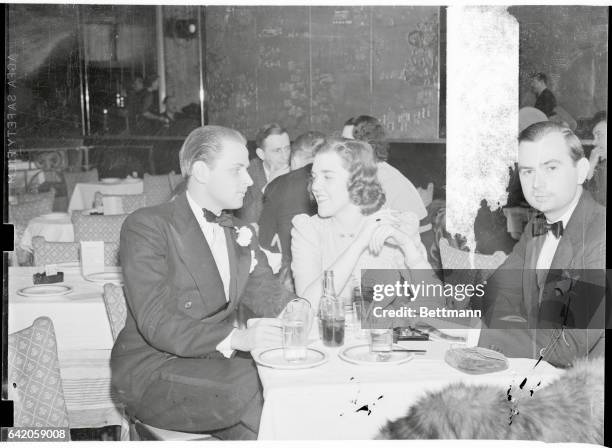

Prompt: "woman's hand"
[354,210,401,251]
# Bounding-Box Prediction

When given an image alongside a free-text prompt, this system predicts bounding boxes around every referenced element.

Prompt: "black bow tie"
[532,215,564,238]
[203,209,234,228]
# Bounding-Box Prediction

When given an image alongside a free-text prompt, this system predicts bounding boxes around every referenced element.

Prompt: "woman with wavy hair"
[291,138,433,309]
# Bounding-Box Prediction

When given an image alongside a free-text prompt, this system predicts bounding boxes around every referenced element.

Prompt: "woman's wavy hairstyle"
[314,138,386,215]
[352,115,389,162]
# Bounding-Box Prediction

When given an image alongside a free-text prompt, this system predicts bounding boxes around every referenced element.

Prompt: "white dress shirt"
[186,191,235,356]
[535,189,582,272]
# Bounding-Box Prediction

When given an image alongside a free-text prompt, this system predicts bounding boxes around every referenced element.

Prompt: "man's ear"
[576,157,590,184]
[191,160,210,184]
[256,147,265,161]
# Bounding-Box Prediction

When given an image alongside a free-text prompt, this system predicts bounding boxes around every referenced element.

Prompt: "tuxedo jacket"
[111,192,293,405]
[235,158,268,223]
[479,190,606,368]
[258,164,317,264]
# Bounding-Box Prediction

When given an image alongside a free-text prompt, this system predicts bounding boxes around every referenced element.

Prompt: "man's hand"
[230,318,282,352]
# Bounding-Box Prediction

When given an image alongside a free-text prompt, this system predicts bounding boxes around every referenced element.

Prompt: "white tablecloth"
[69,179,143,212]
[256,334,562,440]
[20,212,75,252]
[8,267,125,432]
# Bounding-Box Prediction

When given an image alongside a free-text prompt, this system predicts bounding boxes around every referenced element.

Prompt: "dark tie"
[202,209,234,228]
[532,215,563,238]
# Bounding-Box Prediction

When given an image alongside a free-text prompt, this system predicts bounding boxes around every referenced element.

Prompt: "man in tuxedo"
[531,72,557,118]
[111,125,293,439]
[479,121,606,368]
[235,123,291,224]
[258,131,323,265]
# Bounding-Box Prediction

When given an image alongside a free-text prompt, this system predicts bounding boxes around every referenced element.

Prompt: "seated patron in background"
[350,115,429,233]
[479,122,605,368]
[112,126,293,439]
[258,131,324,267]
[291,138,437,311]
[585,111,607,206]
[137,75,170,134]
[531,72,557,118]
[235,123,291,224]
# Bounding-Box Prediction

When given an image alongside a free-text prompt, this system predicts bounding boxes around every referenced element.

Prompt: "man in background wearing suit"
[258,131,324,285]
[531,72,557,118]
[479,122,605,368]
[112,126,293,439]
[235,123,291,224]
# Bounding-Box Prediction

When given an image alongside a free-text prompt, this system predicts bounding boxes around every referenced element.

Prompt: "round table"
[20,212,74,252]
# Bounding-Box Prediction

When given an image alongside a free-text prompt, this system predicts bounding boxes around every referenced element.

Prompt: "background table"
[20,212,75,252]
[256,334,562,440]
[68,179,143,212]
[8,266,125,433]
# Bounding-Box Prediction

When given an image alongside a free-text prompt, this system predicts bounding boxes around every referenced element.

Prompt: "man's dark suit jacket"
[235,158,267,223]
[111,192,292,424]
[534,88,557,117]
[258,164,317,264]
[478,190,606,368]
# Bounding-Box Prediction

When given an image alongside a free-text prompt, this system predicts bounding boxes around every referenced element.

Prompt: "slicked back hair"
[290,131,325,163]
[518,121,584,163]
[179,125,246,177]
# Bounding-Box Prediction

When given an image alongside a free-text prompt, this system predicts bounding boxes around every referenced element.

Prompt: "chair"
[103,194,146,214]
[71,212,128,242]
[7,317,71,432]
[143,173,172,206]
[31,236,120,267]
[9,190,56,266]
[101,284,212,441]
[439,239,507,309]
[63,169,99,203]
[9,190,56,224]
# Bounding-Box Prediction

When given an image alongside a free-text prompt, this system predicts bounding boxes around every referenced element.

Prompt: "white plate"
[338,344,414,366]
[100,178,121,184]
[17,284,73,298]
[255,347,328,370]
[84,270,123,285]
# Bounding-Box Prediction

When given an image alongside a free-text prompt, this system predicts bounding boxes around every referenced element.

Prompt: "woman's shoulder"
[292,213,326,230]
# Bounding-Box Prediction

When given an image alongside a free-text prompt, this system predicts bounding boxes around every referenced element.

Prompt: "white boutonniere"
[235,226,253,247]
[249,250,258,273]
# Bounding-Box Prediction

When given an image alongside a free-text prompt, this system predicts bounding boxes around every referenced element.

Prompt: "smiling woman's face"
[311,151,352,218]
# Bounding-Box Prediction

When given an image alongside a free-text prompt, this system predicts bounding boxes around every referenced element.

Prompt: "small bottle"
[319,270,345,347]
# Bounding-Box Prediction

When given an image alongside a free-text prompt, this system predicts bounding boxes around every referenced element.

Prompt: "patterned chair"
[101,284,211,441]
[71,212,128,242]
[63,169,99,202]
[9,190,56,266]
[7,317,70,432]
[31,236,120,267]
[103,194,146,214]
[439,239,507,309]
[143,173,172,207]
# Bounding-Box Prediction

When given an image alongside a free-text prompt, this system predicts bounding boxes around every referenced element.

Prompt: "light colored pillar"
[446,6,519,251]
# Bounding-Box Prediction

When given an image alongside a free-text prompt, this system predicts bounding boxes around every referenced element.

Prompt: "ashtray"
[33,272,64,284]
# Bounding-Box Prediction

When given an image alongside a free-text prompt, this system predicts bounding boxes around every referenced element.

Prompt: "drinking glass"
[282,298,312,361]
[369,328,393,360]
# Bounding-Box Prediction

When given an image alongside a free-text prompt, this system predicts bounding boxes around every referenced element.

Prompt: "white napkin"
[81,241,105,276]
[103,196,123,215]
